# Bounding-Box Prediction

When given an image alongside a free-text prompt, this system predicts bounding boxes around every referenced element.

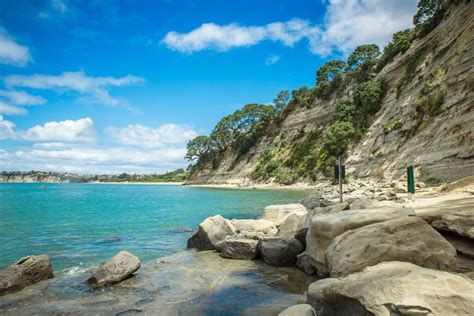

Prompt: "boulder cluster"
[0,251,141,296]
[187,195,474,315]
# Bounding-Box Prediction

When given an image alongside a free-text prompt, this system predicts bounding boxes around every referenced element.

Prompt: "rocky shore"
[0,177,473,315]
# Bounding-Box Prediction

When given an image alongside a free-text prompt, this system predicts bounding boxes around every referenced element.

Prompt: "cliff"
[188,1,474,185]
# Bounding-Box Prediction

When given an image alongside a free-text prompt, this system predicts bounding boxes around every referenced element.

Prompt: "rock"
[296,252,315,275]
[428,209,474,239]
[300,196,326,210]
[262,204,308,226]
[307,261,474,316]
[86,251,140,288]
[441,231,474,258]
[277,213,307,238]
[325,216,457,277]
[278,304,316,316]
[295,228,308,248]
[326,201,349,213]
[306,208,415,275]
[258,237,304,267]
[220,238,259,260]
[187,215,237,251]
[349,198,399,210]
[0,255,53,296]
[232,219,276,234]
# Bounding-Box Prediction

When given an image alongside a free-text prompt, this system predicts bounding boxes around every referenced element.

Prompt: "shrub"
[383,120,403,134]
[354,79,386,117]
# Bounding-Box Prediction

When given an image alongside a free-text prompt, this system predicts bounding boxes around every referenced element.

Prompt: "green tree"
[321,121,356,157]
[291,86,316,108]
[378,29,414,70]
[185,135,212,161]
[347,44,381,72]
[273,90,290,110]
[413,0,446,36]
[315,60,347,99]
[354,79,386,117]
[335,101,355,122]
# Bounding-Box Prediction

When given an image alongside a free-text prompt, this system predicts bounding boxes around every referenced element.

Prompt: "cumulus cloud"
[0,27,32,67]
[0,90,46,106]
[107,123,197,148]
[265,55,280,65]
[5,70,145,106]
[162,0,417,56]
[0,115,16,140]
[314,0,418,56]
[162,18,319,53]
[22,117,96,143]
[0,101,27,115]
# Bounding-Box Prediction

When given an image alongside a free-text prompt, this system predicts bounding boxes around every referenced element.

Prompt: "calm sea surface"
[0,183,306,273]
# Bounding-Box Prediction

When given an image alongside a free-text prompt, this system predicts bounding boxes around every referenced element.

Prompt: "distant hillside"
[0,169,187,183]
[186,0,474,185]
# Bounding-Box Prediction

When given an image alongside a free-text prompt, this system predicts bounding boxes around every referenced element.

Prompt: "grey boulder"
[279,304,316,316]
[296,252,316,275]
[307,261,474,316]
[187,215,237,251]
[325,216,457,277]
[86,251,140,288]
[0,255,53,296]
[258,237,304,267]
[220,237,259,260]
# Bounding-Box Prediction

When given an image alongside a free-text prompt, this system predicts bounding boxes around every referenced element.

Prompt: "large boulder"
[349,198,400,210]
[232,219,276,234]
[262,204,308,226]
[187,215,237,251]
[325,216,457,277]
[306,208,415,274]
[277,213,308,238]
[279,304,316,316]
[258,237,304,267]
[422,209,474,239]
[307,261,474,316]
[220,238,259,260]
[0,255,53,296]
[86,251,140,288]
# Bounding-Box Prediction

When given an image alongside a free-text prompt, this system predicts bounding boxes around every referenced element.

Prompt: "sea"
[0,183,306,274]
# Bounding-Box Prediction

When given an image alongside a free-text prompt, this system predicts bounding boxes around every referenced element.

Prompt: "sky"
[0,0,418,174]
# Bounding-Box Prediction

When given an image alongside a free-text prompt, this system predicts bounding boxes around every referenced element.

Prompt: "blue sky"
[0,0,418,174]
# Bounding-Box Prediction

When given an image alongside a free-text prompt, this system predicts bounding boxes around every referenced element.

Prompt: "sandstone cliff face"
[190,2,474,185]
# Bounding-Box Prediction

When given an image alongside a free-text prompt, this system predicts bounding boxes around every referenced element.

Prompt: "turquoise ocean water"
[0,183,306,273]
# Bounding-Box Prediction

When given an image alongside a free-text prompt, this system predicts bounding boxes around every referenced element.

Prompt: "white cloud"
[0,115,16,140]
[265,55,280,65]
[0,101,27,115]
[0,90,46,106]
[0,27,32,67]
[22,117,96,143]
[107,123,197,148]
[314,0,418,56]
[162,0,417,56]
[162,18,319,54]
[5,70,145,106]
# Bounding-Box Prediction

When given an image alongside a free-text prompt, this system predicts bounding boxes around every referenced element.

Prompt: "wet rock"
[0,255,53,296]
[258,237,304,267]
[279,304,316,316]
[262,204,308,226]
[220,238,259,260]
[187,215,237,251]
[306,208,415,275]
[86,251,140,288]
[295,228,308,248]
[307,261,474,316]
[232,219,276,234]
[326,217,457,277]
[296,252,315,275]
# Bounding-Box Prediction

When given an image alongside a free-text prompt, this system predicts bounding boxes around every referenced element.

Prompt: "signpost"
[335,157,345,202]
[407,166,415,200]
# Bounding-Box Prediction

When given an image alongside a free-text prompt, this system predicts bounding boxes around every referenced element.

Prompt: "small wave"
[64,266,88,275]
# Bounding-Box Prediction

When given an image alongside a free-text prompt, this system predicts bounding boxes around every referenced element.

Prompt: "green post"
[407,166,415,194]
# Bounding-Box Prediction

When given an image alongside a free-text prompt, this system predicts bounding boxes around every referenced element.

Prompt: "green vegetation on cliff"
[186,0,451,184]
